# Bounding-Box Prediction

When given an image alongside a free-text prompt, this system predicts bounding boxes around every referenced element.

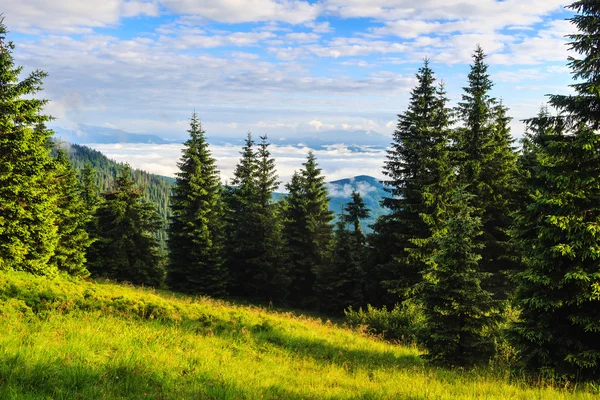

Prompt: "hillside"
[0,271,597,399]
[65,143,173,246]
[67,143,388,235]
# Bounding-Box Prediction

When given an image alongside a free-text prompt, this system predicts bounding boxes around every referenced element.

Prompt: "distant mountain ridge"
[54,125,172,145]
[53,125,391,149]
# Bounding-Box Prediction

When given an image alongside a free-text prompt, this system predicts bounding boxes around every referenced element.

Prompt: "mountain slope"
[0,271,595,399]
[67,143,388,237]
[65,143,172,246]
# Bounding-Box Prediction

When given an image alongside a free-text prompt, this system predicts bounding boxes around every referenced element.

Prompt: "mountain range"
[53,125,391,150]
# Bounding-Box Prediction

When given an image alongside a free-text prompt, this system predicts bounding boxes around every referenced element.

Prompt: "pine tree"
[283,152,334,308]
[250,135,289,301]
[343,191,370,238]
[225,133,260,296]
[371,61,454,305]
[167,113,226,296]
[317,193,370,314]
[421,188,498,366]
[87,164,165,286]
[454,46,518,301]
[81,161,100,210]
[0,19,59,275]
[49,148,93,277]
[512,3,600,377]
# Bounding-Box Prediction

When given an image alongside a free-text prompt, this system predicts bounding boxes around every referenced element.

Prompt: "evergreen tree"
[512,2,600,377]
[87,164,164,286]
[0,19,59,275]
[317,193,370,314]
[225,133,260,296]
[81,161,100,210]
[167,113,226,295]
[371,61,454,305]
[421,188,498,366]
[283,152,334,308]
[49,148,93,277]
[251,135,289,301]
[454,46,518,300]
[343,191,370,239]
[225,133,288,300]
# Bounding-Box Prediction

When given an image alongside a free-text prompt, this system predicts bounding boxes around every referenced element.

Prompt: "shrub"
[344,301,425,344]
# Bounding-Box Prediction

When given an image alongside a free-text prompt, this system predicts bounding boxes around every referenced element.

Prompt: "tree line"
[1,1,600,379]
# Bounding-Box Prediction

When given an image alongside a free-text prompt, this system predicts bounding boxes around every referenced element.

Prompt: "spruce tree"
[283,152,334,308]
[81,161,100,210]
[167,113,226,295]
[49,148,93,277]
[0,19,59,275]
[87,164,165,286]
[225,133,260,296]
[317,193,370,314]
[251,135,289,301]
[371,61,454,305]
[343,191,370,238]
[421,188,498,366]
[454,46,518,300]
[512,2,600,378]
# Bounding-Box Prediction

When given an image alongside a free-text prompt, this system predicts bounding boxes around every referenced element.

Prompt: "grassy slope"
[0,272,597,400]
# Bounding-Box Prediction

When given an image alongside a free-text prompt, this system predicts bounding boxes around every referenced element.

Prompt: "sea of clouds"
[88,142,387,190]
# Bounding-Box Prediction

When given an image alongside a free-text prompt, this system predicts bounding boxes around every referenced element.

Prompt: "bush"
[344,301,425,344]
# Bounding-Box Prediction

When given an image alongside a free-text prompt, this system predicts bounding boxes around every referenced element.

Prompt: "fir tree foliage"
[454,46,518,300]
[87,164,165,286]
[49,147,93,277]
[343,191,370,238]
[317,194,371,314]
[81,161,100,210]
[225,133,289,300]
[0,18,59,275]
[167,113,226,295]
[513,2,600,375]
[283,152,334,308]
[372,60,454,304]
[421,188,498,367]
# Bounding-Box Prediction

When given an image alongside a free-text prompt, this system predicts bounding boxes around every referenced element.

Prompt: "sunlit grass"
[0,271,598,399]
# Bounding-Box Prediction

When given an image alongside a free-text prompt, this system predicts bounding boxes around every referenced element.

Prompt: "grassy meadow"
[0,271,598,399]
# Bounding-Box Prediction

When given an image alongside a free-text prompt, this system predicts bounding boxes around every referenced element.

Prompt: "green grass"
[0,271,598,399]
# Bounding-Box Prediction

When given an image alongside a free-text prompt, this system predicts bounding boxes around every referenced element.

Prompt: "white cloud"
[159,0,320,24]
[1,0,155,33]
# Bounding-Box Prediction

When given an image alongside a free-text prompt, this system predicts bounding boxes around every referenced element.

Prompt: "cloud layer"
[4,0,575,140]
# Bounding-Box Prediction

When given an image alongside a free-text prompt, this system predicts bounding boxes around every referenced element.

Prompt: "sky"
[3,0,578,183]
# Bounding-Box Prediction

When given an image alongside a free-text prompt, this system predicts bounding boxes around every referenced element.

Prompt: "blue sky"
[4,0,576,143]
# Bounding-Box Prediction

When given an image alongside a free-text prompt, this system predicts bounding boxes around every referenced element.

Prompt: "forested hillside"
[3,1,600,392]
[65,142,388,237]
[62,143,173,246]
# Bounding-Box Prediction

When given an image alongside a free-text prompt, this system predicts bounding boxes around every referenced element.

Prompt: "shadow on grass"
[176,312,423,373]
[0,355,407,400]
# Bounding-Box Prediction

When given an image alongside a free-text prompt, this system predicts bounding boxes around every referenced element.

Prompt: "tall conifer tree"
[421,188,498,366]
[251,135,289,300]
[49,148,93,277]
[454,46,518,300]
[167,113,226,295]
[0,19,59,275]
[87,164,164,286]
[512,2,600,378]
[283,152,334,308]
[371,61,454,304]
[225,133,260,295]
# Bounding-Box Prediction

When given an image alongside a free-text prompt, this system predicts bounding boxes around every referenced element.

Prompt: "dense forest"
[2,1,600,382]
